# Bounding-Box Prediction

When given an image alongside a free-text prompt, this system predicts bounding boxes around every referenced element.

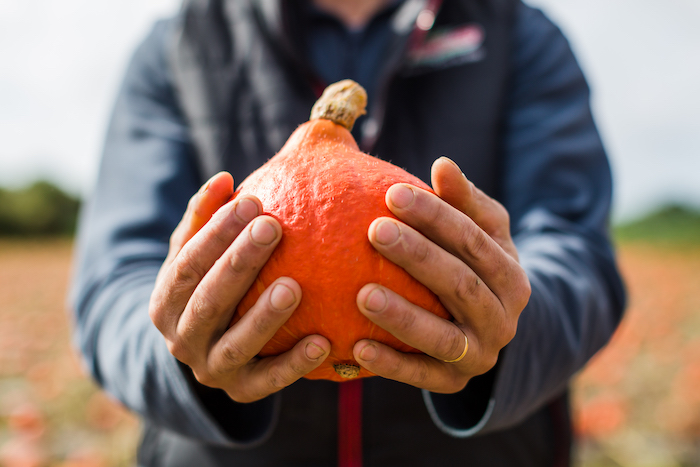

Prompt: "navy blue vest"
[170,0,513,199]
[158,1,571,465]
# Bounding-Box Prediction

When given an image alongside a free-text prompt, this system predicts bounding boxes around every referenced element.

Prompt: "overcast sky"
[1,0,699,222]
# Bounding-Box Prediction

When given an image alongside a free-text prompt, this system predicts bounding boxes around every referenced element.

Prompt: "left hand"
[353,157,531,394]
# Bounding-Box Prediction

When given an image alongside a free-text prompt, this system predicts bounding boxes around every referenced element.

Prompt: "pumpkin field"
[0,207,699,467]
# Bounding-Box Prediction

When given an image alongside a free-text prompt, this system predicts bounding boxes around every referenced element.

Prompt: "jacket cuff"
[422,361,499,437]
[173,356,280,446]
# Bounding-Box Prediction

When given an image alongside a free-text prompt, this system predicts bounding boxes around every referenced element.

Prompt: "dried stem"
[310,80,367,131]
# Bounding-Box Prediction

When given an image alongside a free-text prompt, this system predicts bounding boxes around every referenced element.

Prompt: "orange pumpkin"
[231,80,450,381]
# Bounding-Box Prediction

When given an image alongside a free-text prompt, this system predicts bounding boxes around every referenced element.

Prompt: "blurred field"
[0,240,138,467]
[574,243,700,466]
[0,208,699,466]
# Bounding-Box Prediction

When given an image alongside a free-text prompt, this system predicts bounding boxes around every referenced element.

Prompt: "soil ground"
[0,238,699,466]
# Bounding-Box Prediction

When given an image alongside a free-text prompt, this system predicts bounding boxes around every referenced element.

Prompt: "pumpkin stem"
[310,80,367,131]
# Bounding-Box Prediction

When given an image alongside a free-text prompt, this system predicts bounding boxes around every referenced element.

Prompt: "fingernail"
[364,288,387,313]
[270,283,295,311]
[440,156,466,178]
[440,155,457,167]
[389,185,414,209]
[235,198,259,223]
[305,342,325,360]
[374,220,400,245]
[198,179,212,195]
[251,218,277,245]
[359,343,378,362]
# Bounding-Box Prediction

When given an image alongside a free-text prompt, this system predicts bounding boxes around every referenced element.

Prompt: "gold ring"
[442,332,468,363]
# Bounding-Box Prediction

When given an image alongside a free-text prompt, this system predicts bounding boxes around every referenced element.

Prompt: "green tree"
[0,181,81,237]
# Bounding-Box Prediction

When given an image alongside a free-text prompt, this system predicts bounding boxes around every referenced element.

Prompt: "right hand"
[149,172,330,403]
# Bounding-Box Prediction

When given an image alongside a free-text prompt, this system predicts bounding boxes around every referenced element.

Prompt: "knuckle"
[287,358,307,378]
[216,339,248,371]
[457,223,488,261]
[249,310,276,337]
[209,221,234,249]
[503,325,517,347]
[241,390,264,404]
[490,311,517,350]
[192,369,217,388]
[225,249,261,280]
[515,275,532,311]
[503,319,518,344]
[207,206,245,246]
[172,252,207,287]
[386,354,406,379]
[229,391,250,403]
[495,203,511,227]
[264,371,282,392]
[265,367,290,392]
[446,373,468,393]
[169,231,184,254]
[439,329,466,361]
[452,268,478,304]
[410,236,431,264]
[407,359,431,386]
[167,339,191,364]
[425,196,446,226]
[191,199,209,221]
[395,307,418,334]
[148,302,166,331]
[476,352,499,376]
[185,192,198,212]
[188,290,219,323]
[225,382,258,403]
[494,321,516,350]
[500,269,530,320]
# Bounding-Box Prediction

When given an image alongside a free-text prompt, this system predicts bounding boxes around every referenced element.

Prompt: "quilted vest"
[169,0,515,200]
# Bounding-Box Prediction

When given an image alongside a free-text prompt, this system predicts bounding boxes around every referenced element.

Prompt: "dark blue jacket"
[70,1,626,465]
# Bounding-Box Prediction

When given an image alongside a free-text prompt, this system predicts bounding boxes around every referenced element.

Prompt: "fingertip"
[274,276,302,293]
[356,283,375,308]
[354,340,378,363]
[386,183,415,210]
[430,159,476,216]
[208,171,234,194]
[432,156,459,173]
[269,278,301,312]
[357,286,387,314]
[198,172,234,204]
[250,216,281,245]
[304,337,330,361]
[234,196,261,223]
[190,173,236,229]
[269,284,294,311]
[431,156,468,188]
[367,217,400,246]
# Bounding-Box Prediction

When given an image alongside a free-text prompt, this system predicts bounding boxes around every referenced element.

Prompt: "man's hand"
[354,157,531,393]
[149,172,330,403]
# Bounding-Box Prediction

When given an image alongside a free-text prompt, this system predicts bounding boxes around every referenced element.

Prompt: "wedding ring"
[442,332,468,363]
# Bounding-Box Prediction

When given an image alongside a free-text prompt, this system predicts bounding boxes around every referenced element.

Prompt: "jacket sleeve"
[69,19,279,446]
[423,3,626,436]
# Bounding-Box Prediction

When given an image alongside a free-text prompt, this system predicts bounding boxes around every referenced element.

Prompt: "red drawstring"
[338,379,363,467]
[335,3,444,465]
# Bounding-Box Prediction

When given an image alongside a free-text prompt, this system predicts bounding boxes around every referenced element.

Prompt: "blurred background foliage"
[0,182,80,237]
[614,205,700,246]
[2,179,700,242]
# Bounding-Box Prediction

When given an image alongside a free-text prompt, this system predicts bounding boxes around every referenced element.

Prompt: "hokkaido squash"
[231,80,450,381]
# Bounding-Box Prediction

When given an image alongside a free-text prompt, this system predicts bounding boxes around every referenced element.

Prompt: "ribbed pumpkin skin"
[231,119,450,381]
